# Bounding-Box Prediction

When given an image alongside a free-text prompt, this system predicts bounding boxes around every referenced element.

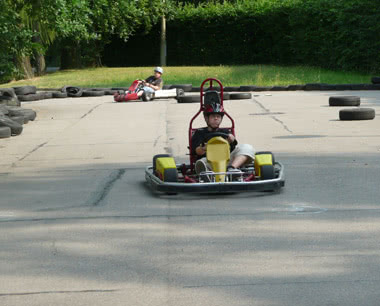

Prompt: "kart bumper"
[145,162,285,194]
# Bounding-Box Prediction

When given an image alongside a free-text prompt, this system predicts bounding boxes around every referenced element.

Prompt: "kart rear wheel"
[260,165,275,180]
[142,91,154,102]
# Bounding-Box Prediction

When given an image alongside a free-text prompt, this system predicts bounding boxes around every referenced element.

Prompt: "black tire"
[304,83,324,91]
[177,95,200,103]
[176,88,185,99]
[350,84,366,90]
[335,84,352,91]
[82,90,105,97]
[329,96,360,107]
[255,151,275,164]
[0,105,9,115]
[287,85,305,91]
[104,90,118,95]
[13,86,37,95]
[240,85,257,91]
[162,84,172,90]
[371,77,380,84]
[7,108,36,121]
[230,93,252,100]
[41,91,53,99]
[0,88,17,98]
[17,93,44,102]
[153,154,171,173]
[224,86,240,92]
[270,86,288,91]
[222,92,230,100]
[62,86,83,97]
[10,116,24,125]
[52,91,68,98]
[88,88,109,91]
[0,116,23,135]
[170,84,193,92]
[0,126,11,138]
[163,168,178,182]
[141,91,154,102]
[339,108,376,121]
[191,87,201,92]
[261,165,275,180]
[0,95,20,107]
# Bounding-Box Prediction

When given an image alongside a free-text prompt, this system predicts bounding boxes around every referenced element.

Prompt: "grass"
[0,65,373,89]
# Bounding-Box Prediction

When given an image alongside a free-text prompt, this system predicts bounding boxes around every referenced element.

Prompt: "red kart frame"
[188,78,235,170]
[114,80,142,102]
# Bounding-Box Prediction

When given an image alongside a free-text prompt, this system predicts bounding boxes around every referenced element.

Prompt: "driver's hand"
[227,134,235,144]
[196,143,207,155]
[201,143,207,152]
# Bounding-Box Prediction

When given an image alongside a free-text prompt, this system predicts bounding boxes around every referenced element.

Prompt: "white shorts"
[230,143,255,162]
[196,144,255,172]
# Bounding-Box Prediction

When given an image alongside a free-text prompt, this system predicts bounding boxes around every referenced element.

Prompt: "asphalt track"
[1,91,380,305]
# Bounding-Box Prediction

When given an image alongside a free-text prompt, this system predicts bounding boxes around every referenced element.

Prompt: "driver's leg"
[229,144,255,168]
[138,86,154,97]
[195,157,213,182]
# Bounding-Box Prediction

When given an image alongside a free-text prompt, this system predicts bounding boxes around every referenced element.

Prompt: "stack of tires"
[328,96,376,121]
[0,88,20,106]
[13,86,45,102]
[0,105,36,139]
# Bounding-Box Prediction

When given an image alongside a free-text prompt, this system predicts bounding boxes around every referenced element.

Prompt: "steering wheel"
[202,132,230,144]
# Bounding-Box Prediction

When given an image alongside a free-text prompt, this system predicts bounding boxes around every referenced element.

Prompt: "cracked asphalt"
[1,91,380,306]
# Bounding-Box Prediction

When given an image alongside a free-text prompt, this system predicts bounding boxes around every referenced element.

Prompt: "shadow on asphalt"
[1,153,380,304]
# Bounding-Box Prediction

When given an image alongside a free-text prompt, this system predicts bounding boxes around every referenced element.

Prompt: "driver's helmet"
[154,67,163,74]
[203,102,225,117]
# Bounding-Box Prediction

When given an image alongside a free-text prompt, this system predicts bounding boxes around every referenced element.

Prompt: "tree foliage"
[0,0,167,82]
[0,0,32,82]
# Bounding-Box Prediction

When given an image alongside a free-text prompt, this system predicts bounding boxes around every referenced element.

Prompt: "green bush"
[166,0,380,72]
[103,0,380,73]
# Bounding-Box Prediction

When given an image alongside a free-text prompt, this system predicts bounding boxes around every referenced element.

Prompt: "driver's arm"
[146,83,160,91]
[195,144,207,156]
[191,130,206,157]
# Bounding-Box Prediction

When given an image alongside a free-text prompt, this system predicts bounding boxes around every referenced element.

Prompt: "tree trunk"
[17,56,34,79]
[160,14,167,66]
[32,22,46,76]
[35,53,46,76]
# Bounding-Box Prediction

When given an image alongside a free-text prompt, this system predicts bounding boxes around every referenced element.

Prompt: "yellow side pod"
[254,152,273,177]
[156,157,178,182]
[207,136,230,182]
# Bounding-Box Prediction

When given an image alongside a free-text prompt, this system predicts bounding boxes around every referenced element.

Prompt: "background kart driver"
[191,103,255,177]
[137,67,164,98]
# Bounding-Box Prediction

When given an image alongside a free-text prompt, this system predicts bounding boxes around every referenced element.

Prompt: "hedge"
[102,0,380,73]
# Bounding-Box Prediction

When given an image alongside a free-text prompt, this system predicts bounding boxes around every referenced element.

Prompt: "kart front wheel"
[260,165,275,180]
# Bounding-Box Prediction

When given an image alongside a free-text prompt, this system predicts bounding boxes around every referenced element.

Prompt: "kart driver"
[191,102,255,178]
[137,67,164,98]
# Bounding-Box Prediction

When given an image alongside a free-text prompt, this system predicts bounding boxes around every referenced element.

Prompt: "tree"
[0,1,33,83]
[60,0,166,68]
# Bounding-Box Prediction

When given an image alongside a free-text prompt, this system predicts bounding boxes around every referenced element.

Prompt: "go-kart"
[114,80,184,102]
[145,78,285,194]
